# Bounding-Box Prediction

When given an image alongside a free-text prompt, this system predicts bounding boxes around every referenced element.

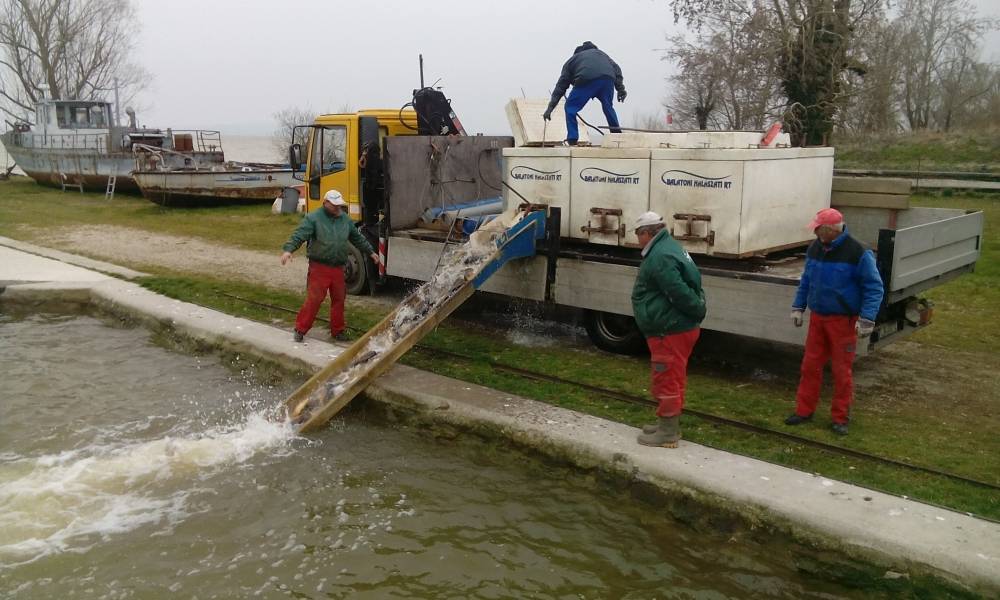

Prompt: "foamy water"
[0,312,878,598]
[0,414,296,567]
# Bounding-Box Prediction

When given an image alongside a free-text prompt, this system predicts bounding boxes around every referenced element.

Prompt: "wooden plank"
[505,98,590,147]
[289,283,478,433]
[831,191,910,209]
[832,176,911,195]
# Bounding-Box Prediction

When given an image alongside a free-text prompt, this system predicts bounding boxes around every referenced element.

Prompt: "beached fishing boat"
[132,157,296,207]
[0,90,224,193]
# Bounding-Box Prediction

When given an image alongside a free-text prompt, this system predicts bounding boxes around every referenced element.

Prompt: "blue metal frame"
[472,210,546,289]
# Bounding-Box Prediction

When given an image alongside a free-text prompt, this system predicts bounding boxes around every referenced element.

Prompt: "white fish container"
[503,147,572,237]
[649,147,834,256]
[570,147,650,246]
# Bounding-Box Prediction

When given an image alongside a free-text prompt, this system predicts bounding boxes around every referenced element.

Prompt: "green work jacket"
[631,229,707,337]
[282,208,374,267]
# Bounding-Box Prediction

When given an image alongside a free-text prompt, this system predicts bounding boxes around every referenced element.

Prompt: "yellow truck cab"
[288,109,418,294]
[299,109,418,215]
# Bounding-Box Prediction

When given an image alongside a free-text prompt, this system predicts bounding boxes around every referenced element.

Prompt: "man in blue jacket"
[542,41,626,145]
[785,208,884,435]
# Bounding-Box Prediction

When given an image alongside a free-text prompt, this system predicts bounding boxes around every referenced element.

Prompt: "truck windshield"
[309,125,347,177]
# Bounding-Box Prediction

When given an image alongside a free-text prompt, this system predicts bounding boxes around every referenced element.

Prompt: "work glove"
[542,108,552,121]
[790,309,804,327]
[617,90,627,103]
[856,318,875,337]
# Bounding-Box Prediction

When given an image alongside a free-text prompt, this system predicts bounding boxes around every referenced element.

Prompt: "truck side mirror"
[289,143,303,171]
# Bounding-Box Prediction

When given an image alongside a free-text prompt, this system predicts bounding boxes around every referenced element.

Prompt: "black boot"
[784,413,813,425]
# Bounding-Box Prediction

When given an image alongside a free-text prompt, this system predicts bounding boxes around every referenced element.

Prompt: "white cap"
[633,211,663,231]
[323,189,347,206]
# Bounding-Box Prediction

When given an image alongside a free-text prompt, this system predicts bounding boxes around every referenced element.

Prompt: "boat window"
[54,103,108,129]
[90,105,106,128]
[71,106,90,127]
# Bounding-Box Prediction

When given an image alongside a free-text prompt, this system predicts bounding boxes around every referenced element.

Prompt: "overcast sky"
[132,0,1000,137]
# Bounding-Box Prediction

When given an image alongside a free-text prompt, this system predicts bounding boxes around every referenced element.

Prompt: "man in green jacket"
[631,211,706,448]
[280,189,379,343]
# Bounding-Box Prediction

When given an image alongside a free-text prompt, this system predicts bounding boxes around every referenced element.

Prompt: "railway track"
[214,290,1000,505]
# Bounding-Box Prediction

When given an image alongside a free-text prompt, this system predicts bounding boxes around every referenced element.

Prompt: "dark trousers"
[564,77,621,143]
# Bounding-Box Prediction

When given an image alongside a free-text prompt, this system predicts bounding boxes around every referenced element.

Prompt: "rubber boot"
[641,422,658,434]
[637,416,681,448]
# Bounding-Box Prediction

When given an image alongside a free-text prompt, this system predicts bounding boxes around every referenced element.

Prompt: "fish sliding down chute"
[283,207,547,433]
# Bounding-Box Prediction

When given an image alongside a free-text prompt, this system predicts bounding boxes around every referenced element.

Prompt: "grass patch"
[0,177,293,252]
[834,130,1000,173]
[4,177,999,519]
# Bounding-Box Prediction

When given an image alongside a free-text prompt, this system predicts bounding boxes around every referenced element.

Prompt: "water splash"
[0,414,297,568]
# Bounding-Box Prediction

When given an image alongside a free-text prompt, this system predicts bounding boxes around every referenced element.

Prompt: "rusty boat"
[132,148,295,207]
[0,92,224,193]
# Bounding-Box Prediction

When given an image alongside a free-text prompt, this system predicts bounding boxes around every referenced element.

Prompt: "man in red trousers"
[280,189,378,343]
[630,211,706,448]
[785,208,884,435]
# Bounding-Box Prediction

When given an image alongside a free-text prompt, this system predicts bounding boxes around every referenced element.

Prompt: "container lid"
[602,131,794,149]
[503,146,572,157]
[649,147,834,160]
[570,147,650,159]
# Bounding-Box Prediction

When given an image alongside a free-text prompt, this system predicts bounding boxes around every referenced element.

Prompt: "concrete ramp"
[284,208,547,432]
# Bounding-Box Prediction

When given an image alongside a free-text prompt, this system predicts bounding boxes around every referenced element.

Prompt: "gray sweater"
[547,44,625,110]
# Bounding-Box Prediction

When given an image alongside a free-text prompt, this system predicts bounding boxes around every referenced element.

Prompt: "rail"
[3,131,110,152]
[2,128,224,155]
[168,129,223,153]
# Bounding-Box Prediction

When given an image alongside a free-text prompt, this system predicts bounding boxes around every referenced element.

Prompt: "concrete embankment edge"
[0,248,997,595]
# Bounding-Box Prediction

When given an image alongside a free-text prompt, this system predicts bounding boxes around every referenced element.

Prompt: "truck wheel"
[344,244,370,295]
[584,310,647,354]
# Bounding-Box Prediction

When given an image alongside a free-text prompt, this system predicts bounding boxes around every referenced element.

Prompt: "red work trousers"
[647,328,700,418]
[794,313,858,424]
[294,262,346,336]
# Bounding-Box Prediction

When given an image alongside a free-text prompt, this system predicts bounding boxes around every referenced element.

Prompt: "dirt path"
[42,224,398,310]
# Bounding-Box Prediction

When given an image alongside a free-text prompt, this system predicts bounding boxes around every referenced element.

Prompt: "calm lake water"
[0,309,882,599]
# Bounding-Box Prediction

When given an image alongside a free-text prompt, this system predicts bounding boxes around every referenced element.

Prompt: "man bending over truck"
[631,211,707,448]
[785,208,884,436]
[542,41,626,145]
[280,189,379,343]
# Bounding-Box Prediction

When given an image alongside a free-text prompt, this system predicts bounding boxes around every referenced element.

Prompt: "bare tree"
[664,38,721,129]
[664,3,783,131]
[671,0,883,145]
[836,11,904,134]
[896,0,996,131]
[0,0,147,123]
[271,106,317,161]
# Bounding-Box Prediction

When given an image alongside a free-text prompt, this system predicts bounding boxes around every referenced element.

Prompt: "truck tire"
[584,310,647,355]
[344,243,369,295]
